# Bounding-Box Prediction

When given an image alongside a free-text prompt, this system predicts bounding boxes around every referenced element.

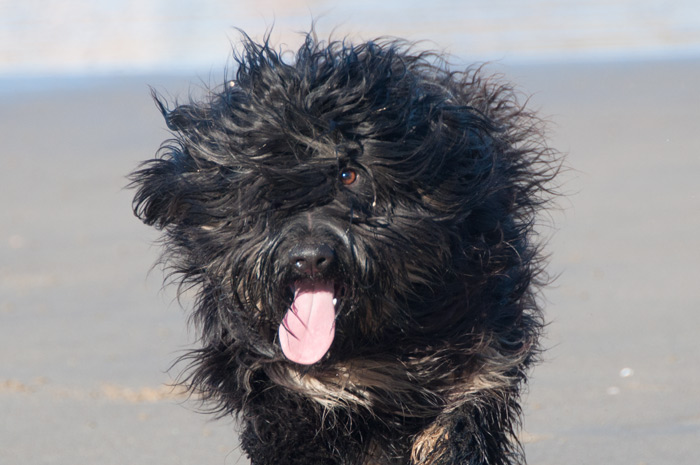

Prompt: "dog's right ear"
[152,91,198,133]
[129,93,205,229]
[129,154,188,229]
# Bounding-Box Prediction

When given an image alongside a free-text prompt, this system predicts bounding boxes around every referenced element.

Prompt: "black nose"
[288,243,336,276]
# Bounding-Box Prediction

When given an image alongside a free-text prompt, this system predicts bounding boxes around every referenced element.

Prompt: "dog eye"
[339,168,358,185]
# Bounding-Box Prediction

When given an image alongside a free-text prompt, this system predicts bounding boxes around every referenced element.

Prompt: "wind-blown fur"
[131,31,558,465]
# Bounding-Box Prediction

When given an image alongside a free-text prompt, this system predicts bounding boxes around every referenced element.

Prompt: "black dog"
[131,31,557,465]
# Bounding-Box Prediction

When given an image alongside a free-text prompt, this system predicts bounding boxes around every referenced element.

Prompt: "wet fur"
[131,31,558,465]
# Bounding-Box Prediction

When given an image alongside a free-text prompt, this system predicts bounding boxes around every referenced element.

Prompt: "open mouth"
[278,281,338,365]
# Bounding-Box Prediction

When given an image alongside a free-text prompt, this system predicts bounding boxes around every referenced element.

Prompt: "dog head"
[131,33,555,372]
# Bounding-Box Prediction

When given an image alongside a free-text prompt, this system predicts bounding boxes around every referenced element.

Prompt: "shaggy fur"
[131,31,557,465]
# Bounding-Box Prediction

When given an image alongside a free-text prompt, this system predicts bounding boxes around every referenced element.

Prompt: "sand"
[1,60,699,464]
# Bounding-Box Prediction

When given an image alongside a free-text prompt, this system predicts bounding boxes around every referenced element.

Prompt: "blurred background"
[3,0,700,77]
[2,1,699,464]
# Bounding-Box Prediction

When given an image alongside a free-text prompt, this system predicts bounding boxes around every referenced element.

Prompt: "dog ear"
[129,93,201,228]
[130,151,194,229]
[152,91,201,133]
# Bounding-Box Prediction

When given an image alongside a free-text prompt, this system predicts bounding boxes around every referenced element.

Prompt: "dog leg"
[410,401,523,465]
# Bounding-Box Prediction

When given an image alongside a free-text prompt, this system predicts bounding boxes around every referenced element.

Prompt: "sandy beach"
[1,59,699,464]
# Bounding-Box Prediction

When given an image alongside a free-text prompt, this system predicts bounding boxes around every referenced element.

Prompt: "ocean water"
[1,0,700,77]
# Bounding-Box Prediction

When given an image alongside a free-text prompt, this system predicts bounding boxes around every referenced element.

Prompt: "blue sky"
[2,0,700,76]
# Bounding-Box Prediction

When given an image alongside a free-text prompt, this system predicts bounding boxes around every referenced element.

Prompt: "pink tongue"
[278,282,336,365]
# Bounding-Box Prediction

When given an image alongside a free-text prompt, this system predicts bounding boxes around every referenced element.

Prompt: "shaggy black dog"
[131,31,557,465]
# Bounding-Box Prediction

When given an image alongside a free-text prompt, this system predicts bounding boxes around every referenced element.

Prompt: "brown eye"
[340,168,357,185]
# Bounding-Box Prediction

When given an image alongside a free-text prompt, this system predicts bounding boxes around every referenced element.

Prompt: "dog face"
[131,33,557,464]
[131,33,553,401]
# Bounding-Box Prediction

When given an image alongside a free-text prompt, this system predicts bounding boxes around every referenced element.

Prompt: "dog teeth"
[332,298,338,306]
